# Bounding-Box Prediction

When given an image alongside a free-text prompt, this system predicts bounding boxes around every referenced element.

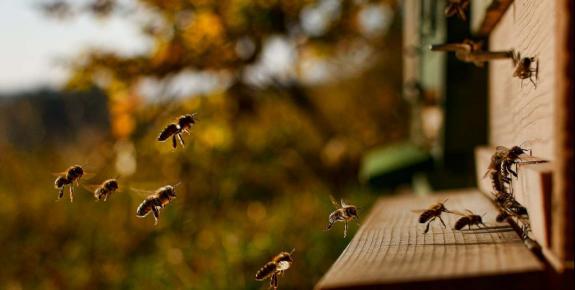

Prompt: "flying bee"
[53,165,84,202]
[444,0,469,20]
[135,184,178,225]
[452,210,487,230]
[92,179,119,201]
[157,113,197,148]
[513,52,538,88]
[255,249,294,290]
[413,199,451,234]
[326,196,359,238]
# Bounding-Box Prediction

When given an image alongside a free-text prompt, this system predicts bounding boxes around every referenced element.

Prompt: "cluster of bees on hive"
[413,144,544,238]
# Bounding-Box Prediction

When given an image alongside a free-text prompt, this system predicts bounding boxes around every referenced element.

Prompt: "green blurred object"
[359,142,433,189]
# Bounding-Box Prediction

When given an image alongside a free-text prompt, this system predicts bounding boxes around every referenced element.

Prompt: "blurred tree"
[0,0,411,289]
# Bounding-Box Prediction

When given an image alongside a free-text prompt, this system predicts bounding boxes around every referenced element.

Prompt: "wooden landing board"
[315,190,544,290]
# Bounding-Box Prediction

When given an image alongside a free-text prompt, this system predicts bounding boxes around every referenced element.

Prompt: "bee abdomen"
[418,210,433,223]
[255,262,277,281]
[55,176,68,188]
[136,200,152,217]
[454,217,470,230]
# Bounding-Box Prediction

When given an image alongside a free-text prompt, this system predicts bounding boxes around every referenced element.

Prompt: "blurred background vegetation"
[0,0,449,289]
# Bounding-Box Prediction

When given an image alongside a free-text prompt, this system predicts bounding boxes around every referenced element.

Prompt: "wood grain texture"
[488,0,556,161]
[475,0,514,37]
[552,0,574,266]
[315,190,544,290]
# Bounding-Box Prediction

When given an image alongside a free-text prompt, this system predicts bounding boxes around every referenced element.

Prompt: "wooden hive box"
[316,0,573,289]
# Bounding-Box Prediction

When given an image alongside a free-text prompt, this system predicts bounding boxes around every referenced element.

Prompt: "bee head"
[69,165,84,176]
[166,185,177,198]
[520,57,532,66]
[178,114,197,128]
[277,251,294,263]
[345,206,358,217]
[105,179,119,191]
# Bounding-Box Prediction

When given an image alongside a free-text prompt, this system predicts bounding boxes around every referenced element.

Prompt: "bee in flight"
[512,52,538,88]
[444,0,469,20]
[255,249,294,290]
[92,179,119,201]
[54,165,84,202]
[452,210,487,230]
[157,113,197,148]
[326,196,359,238]
[413,200,451,234]
[135,184,178,225]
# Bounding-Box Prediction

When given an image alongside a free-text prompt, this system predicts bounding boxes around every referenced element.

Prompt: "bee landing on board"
[444,0,469,21]
[413,200,451,234]
[54,165,84,202]
[135,184,178,225]
[452,210,487,230]
[326,197,359,238]
[255,249,294,290]
[430,39,513,67]
[157,113,197,149]
[92,179,119,201]
[512,52,538,88]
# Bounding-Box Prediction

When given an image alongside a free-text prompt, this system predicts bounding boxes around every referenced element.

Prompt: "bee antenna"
[173,181,182,188]
[290,248,295,255]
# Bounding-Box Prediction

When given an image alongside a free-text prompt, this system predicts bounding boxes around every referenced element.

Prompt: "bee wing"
[158,123,179,141]
[329,195,340,209]
[130,187,155,195]
[340,198,349,208]
[496,146,510,153]
[449,210,468,216]
[411,209,427,213]
[82,184,100,192]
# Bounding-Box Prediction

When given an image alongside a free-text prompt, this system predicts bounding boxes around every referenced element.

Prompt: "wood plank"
[315,189,544,290]
[552,0,574,268]
[488,0,557,161]
[474,0,514,37]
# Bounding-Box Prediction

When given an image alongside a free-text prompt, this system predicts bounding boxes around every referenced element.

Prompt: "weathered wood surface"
[488,0,556,161]
[474,0,514,37]
[486,0,573,269]
[315,190,544,290]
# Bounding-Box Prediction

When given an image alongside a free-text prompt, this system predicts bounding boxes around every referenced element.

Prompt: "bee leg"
[326,221,334,231]
[438,216,447,228]
[152,207,160,225]
[424,217,435,234]
[171,135,177,149]
[270,273,278,290]
[69,186,74,203]
[177,133,185,147]
[530,76,537,88]
[344,221,348,238]
[58,188,64,199]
